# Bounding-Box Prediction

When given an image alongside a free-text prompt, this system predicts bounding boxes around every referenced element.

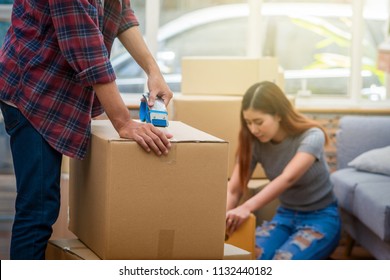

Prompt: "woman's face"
[243,109,285,143]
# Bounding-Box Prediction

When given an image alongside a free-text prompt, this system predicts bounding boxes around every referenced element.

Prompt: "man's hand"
[147,73,173,107]
[118,120,173,156]
[93,82,172,156]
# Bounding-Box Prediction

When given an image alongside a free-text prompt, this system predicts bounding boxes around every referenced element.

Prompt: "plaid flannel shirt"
[0,0,138,159]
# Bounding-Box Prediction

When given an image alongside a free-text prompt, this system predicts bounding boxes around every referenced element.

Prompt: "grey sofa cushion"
[331,168,390,212]
[348,146,390,176]
[337,116,390,169]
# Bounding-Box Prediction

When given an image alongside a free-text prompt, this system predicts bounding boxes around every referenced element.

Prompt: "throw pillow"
[348,146,390,176]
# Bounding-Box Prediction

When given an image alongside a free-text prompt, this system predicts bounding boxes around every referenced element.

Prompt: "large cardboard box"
[46,239,251,260]
[181,57,279,95]
[171,95,266,179]
[69,120,228,260]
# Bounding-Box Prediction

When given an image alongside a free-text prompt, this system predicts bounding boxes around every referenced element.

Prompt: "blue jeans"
[255,202,341,260]
[0,101,62,260]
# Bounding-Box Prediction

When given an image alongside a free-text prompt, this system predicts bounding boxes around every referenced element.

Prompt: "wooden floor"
[0,173,375,260]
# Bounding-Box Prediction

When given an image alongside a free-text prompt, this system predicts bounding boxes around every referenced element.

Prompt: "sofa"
[331,116,390,259]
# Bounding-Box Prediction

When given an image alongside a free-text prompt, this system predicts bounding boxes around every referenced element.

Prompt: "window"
[360,0,388,101]
[0,1,388,105]
[113,0,388,105]
[0,1,12,47]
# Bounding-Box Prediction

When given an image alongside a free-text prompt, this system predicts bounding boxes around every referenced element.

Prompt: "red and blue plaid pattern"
[0,0,138,159]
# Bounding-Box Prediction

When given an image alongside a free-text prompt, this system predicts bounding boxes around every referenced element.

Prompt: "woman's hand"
[225,204,251,236]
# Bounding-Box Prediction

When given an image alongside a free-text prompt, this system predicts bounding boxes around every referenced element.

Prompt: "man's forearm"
[93,81,131,131]
[118,26,160,77]
[117,26,173,107]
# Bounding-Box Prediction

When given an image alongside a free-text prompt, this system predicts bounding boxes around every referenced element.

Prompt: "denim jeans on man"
[256,202,341,260]
[0,101,62,260]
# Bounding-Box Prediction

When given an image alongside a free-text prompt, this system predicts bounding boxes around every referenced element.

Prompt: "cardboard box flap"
[223,243,252,260]
[47,239,100,260]
[47,239,250,260]
[92,120,226,143]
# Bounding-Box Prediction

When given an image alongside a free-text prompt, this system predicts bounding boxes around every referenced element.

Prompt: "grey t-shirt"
[250,127,335,211]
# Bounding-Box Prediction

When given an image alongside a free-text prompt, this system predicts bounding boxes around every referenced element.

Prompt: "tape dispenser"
[139,93,169,127]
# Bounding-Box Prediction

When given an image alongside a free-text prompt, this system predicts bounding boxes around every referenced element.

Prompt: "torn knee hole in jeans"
[255,222,276,237]
[291,228,324,250]
[273,250,293,260]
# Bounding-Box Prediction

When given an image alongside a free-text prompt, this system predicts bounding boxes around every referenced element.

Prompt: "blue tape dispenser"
[139,93,169,127]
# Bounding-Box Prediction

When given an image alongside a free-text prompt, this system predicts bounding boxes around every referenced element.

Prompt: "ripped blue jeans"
[255,202,341,260]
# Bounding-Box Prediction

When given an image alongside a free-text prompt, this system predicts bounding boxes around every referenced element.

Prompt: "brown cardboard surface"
[61,156,70,174]
[46,239,251,260]
[171,95,266,179]
[181,56,279,95]
[69,120,228,260]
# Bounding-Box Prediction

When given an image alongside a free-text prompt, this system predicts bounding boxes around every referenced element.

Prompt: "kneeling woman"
[226,81,341,260]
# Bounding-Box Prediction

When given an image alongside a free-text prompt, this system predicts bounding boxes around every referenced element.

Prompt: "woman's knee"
[273,227,333,260]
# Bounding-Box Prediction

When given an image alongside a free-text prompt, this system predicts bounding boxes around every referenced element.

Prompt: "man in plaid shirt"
[0,0,173,259]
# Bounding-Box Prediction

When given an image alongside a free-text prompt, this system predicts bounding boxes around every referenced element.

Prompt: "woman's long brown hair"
[237,81,329,189]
